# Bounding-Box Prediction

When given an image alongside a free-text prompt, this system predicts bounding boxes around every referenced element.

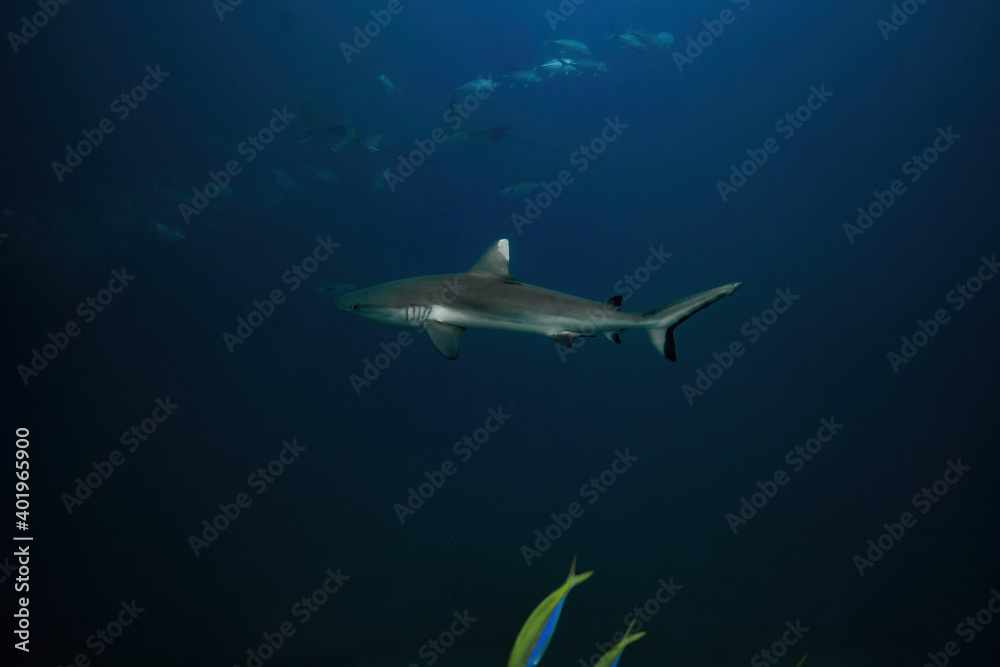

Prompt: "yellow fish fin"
[593,617,646,667]
[567,555,594,588]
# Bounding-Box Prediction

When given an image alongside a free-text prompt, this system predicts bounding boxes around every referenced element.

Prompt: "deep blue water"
[2,1,999,666]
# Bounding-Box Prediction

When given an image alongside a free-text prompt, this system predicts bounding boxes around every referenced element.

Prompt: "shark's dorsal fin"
[468,239,515,280]
[605,295,622,309]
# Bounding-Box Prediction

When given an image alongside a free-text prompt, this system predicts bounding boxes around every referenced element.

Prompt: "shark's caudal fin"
[643,282,742,361]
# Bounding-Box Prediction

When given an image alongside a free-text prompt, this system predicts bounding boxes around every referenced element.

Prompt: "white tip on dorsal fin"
[468,239,513,279]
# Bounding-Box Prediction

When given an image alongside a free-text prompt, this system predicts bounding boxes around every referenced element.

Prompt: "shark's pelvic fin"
[425,321,466,359]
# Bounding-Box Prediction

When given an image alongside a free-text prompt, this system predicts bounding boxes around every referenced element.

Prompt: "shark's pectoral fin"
[425,321,466,359]
[550,332,596,348]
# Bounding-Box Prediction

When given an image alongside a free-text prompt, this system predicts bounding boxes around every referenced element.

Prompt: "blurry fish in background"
[558,58,610,76]
[295,101,341,144]
[606,26,650,52]
[629,29,675,49]
[379,74,401,95]
[537,58,577,76]
[270,168,302,192]
[315,281,357,297]
[629,29,660,49]
[545,38,591,56]
[502,69,543,86]
[310,165,339,183]
[361,134,384,153]
[456,76,499,94]
[330,126,359,152]
[148,220,186,241]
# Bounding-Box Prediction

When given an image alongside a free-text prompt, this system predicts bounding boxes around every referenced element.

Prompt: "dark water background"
[2,1,998,665]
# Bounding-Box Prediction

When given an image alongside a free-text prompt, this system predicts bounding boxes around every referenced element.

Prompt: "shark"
[334,240,741,360]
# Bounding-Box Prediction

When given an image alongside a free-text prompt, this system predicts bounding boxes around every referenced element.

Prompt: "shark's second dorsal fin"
[468,239,514,280]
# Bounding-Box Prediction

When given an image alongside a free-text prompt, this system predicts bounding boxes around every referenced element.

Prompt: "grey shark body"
[334,240,741,360]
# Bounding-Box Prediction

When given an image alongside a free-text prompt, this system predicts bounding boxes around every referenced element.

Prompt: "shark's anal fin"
[550,332,596,348]
[425,321,466,359]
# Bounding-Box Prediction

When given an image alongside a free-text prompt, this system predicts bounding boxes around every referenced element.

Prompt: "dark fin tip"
[665,324,678,361]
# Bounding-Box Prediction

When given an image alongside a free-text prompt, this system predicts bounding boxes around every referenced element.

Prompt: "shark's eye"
[352,304,359,310]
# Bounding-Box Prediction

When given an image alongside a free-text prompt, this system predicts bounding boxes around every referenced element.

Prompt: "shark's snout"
[332,293,358,311]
